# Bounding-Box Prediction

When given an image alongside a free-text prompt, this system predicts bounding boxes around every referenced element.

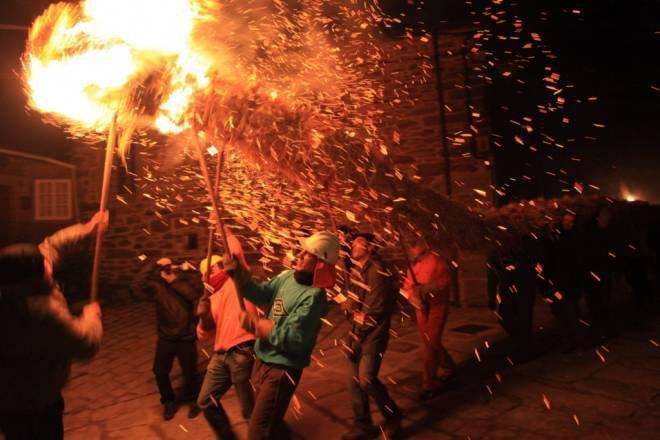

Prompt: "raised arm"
[39,211,108,271]
[242,272,286,306]
[36,290,103,361]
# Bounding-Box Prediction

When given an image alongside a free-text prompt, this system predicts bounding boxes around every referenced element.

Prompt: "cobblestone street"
[62,300,660,439]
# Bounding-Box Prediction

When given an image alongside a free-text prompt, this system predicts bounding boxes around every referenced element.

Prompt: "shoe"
[187,403,201,419]
[163,401,178,421]
[341,424,380,440]
[383,414,402,438]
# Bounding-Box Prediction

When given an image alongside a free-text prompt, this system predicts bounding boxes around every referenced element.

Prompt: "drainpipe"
[432,27,461,306]
[432,27,452,197]
[462,34,478,157]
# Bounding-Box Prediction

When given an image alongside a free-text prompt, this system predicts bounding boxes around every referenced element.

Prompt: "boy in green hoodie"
[228,231,339,440]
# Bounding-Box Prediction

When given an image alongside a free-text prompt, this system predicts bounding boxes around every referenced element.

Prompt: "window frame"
[34,178,73,221]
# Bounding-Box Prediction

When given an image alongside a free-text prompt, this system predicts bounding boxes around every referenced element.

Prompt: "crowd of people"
[488,206,658,355]
[1,204,656,439]
[139,224,453,440]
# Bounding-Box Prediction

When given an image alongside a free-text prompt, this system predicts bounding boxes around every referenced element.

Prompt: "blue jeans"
[197,344,255,437]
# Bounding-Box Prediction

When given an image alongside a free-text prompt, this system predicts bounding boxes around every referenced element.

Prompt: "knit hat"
[300,231,340,265]
[0,243,45,286]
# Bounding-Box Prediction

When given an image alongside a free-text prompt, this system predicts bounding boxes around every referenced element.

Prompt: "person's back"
[0,219,105,440]
[0,286,101,413]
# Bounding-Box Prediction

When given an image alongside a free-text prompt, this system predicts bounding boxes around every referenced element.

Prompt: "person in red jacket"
[196,230,258,440]
[402,236,456,400]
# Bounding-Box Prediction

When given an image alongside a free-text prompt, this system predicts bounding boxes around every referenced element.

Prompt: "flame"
[23,0,210,136]
[620,183,641,202]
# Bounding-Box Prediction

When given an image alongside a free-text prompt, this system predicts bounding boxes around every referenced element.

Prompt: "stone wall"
[0,150,77,245]
[381,29,493,306]
[71,29,493,305]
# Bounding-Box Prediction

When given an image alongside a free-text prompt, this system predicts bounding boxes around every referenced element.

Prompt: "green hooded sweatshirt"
[243,270,328,369]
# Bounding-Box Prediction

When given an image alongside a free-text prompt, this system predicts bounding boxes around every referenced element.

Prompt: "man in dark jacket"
[145,258,202,420]
[583,207,618,342]
[547,212,587,351]
[0,212,106,440]
[342,232,401,440]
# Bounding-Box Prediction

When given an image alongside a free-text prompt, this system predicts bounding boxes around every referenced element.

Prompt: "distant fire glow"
[620,184,641,202]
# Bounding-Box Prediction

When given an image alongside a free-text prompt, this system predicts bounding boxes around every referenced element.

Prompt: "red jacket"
[403,252,451,304]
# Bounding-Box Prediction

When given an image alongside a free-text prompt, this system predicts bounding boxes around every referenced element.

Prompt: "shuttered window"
[35,179,72,220]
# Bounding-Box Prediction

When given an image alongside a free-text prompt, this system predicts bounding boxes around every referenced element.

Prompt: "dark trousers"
[348,350,400,428]
[0,395,64,440]
[198,345,255,438]
[153,338,198,404]
[248,358,302,440]
[552,293,582,345]
[416,302,455,388]
[498,286,536,348]
[586,274,615,339]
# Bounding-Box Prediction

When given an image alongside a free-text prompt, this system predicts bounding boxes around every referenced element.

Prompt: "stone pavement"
[62,299,660,439]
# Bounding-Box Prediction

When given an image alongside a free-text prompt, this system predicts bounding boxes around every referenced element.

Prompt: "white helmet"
[300,231,340,265]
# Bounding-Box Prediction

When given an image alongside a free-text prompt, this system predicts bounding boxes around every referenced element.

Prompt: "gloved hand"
[83,301,102,321]
[88,211,109,234]
[239,311,274,339]
[223,254,251,288]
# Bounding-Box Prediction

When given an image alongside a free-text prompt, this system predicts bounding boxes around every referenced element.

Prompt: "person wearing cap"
[402,235,456,400]
[341,232,401,440]
[144,257,202,420]
[195,230,258,439]
[227,230,338,440]
[0,212,106,440]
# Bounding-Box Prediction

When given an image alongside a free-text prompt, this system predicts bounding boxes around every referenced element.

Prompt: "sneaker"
[383,414,402,438]
[187,403,201,419]
[341,424,380,440]
[163,401,177,421]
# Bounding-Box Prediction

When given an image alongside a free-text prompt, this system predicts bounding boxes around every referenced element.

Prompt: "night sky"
[1,0,657,201]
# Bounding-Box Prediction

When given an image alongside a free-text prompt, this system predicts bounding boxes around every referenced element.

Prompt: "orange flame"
[23,0,211,137]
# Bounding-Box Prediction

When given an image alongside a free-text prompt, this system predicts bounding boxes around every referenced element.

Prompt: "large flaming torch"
[22,0,215,300]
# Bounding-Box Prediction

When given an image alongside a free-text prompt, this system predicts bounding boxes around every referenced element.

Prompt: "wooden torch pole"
[193,134,245,310]
[203,146,225,285]
[90,113,117,302]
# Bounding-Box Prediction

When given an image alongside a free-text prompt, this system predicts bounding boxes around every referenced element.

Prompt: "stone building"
[0,147,80,246]
[64,28,494,305]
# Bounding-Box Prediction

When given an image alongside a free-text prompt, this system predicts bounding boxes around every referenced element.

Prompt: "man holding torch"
[226,231,339,440]
[196,226,258,440]
[0,212,107,440]
[144,257,202,421]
